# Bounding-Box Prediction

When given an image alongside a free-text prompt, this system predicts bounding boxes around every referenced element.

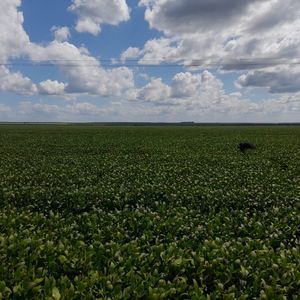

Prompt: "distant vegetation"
[0,125,299,299]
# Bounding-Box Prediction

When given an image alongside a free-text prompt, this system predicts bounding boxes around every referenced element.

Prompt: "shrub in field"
[238,142,256,153]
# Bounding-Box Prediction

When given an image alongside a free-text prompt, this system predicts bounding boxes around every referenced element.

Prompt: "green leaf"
[52,287,61,300]
[58,255,67,264]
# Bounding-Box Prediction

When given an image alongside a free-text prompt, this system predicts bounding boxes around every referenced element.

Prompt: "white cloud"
[0,66,37,95]
[140,38,181,64]
[0,0,299,122]
[27,41,135,97]
[121,38,181,65]
[0,0,30,61]
[121,47,140,63]
[137,78,171,103]
[38,80,67,95]
[69,0,130,35]
[9,80,300,122]
[133,71,224,105]
[52,26,71,42]
[0,1,36,96]
[171,71,223,98]
[0,0,134,99]
[122,0,300,103]
[134,0,300,70]
[236,66,300,93]
[140,0,259,35]
[128,70,300,121]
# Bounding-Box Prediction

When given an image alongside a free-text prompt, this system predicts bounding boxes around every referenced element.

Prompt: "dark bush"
[238,142,256,153]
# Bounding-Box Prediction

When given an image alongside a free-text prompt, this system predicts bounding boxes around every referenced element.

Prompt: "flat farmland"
[0,125,299,299]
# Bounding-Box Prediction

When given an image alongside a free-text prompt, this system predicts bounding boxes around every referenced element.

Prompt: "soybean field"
[0,125,299,299]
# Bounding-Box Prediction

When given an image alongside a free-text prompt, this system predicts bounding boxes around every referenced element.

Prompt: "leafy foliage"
[0,125,299,299]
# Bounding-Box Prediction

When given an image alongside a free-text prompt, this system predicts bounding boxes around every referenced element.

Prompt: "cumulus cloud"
[69,0,130,35]
[26,40,134,97]
[171,71,224,98]
[0,0,299,122]
[38,80,67,95]
[0,66,37,95]
[0,1,133,100]
[0,0,134,99]
[0,0,30,61]
[137,78,171,103]
[132,0,300,70]
[0,1,37,95]
[121,47,140,63]
[128,70,299,122]
[29,41,134,97]
[133,71,224,105]
[236,67,300,93]
[140,0,259,35]
[119,0,300,100]
[52,26,71,42]
[121,38,182,65]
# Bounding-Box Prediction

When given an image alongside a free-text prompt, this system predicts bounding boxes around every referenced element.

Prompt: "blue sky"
[0,0,299,122]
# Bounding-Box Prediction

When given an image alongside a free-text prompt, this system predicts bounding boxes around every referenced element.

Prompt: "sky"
[0,0,300,122]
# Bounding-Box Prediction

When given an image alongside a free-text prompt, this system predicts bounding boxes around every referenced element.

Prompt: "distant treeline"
[0,122,299,127]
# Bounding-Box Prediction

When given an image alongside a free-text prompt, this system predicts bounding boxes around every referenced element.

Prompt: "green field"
[0,125,299,299]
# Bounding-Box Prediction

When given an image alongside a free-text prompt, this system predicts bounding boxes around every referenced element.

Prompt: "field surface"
[0,125,299,299]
